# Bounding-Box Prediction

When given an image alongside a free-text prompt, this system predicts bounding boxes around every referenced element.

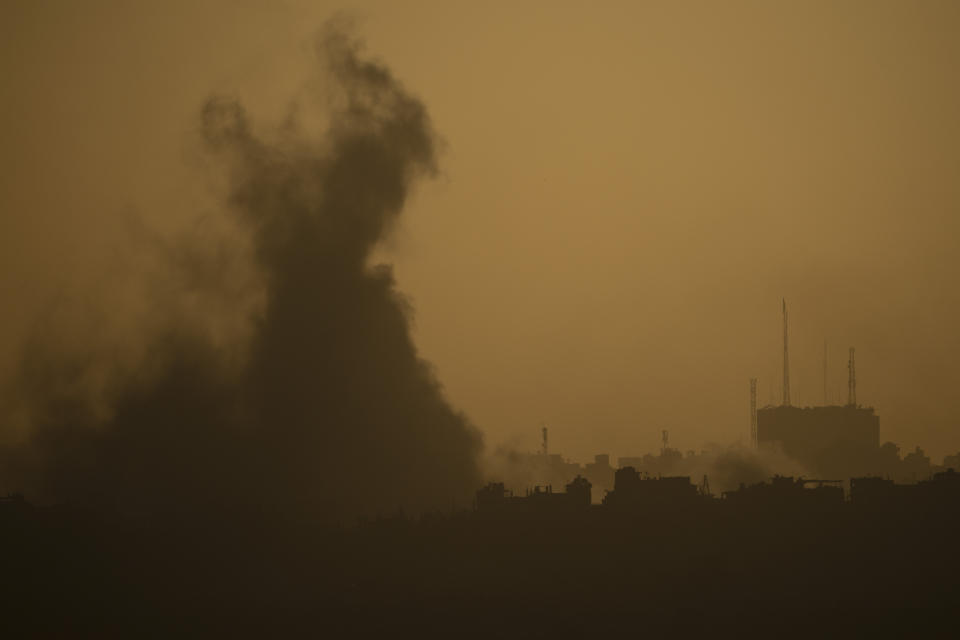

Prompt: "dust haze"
[3,1,960,468]
[4,4,960,636]
[3,1,960,504]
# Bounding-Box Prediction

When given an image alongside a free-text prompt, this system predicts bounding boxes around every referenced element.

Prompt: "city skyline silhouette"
[3,2,960,636]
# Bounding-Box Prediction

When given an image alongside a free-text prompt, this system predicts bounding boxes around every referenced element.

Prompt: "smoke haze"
[0,22,482,521]
[3,0,960,487]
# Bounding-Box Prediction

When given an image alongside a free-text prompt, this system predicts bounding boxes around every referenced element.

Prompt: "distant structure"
[782,298,791,406]
[541,425,548,456]
[723,476,844,509]
[757,403,879,474]
[603,467,700,508]
[583,454,615,496]
[850,468,960,506]
[847,347,857,407]
[661,429,669,454]
[476,475,592,514]
[749,378,758,448]
[758,303,879,476]
[760,345,878,477]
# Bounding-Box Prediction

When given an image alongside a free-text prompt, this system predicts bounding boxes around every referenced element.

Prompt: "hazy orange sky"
[3,0,960,461]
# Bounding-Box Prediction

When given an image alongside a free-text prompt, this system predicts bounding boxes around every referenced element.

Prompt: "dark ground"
[2,494,958,639]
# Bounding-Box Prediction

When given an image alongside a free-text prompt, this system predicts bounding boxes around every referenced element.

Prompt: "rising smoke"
[0,23,483,522]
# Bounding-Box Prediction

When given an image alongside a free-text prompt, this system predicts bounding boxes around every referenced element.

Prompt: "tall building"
[756,301,879,476]
[757,404,879,475]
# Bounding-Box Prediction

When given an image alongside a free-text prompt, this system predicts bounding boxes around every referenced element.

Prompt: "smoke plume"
[0,23,483,522]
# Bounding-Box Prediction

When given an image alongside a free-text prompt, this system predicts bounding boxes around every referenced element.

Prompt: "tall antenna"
[749,378,758,447]
[661,429,669,454]
[782,299,791,406]
[541,425,548,456]
[823,340,828,406]
[847,347,856,407]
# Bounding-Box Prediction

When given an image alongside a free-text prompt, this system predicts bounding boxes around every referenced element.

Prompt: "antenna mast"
[782,299,791,406]
[541,425,548,456]
[847,348,856,407]
[749,378,758,447]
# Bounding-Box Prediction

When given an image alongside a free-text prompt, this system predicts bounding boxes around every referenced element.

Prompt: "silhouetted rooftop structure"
[722,475,844,509]
[475,476,592,514]
[583,454,615,497]
[602,466,700,508]
[850,467,960,508]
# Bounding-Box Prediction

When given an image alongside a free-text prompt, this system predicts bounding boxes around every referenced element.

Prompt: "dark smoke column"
[0,24,482,523]
[202,25,484,520]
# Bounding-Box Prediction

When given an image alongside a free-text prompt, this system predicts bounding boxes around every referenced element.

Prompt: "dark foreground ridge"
[3,469,959,637]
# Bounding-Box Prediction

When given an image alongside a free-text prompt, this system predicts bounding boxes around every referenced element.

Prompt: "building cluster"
[476,467,960,515]
[486,300,960,511]
[494,433,959,508]
[495,448,618,499]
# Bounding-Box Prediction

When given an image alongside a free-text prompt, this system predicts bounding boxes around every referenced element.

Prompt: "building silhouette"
[757,404,880,475]
[723,475,844,509]
[602,466,701,509]
[475,475,592,514]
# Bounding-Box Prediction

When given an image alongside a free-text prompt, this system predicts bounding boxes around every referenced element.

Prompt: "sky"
[2,0,960,463]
